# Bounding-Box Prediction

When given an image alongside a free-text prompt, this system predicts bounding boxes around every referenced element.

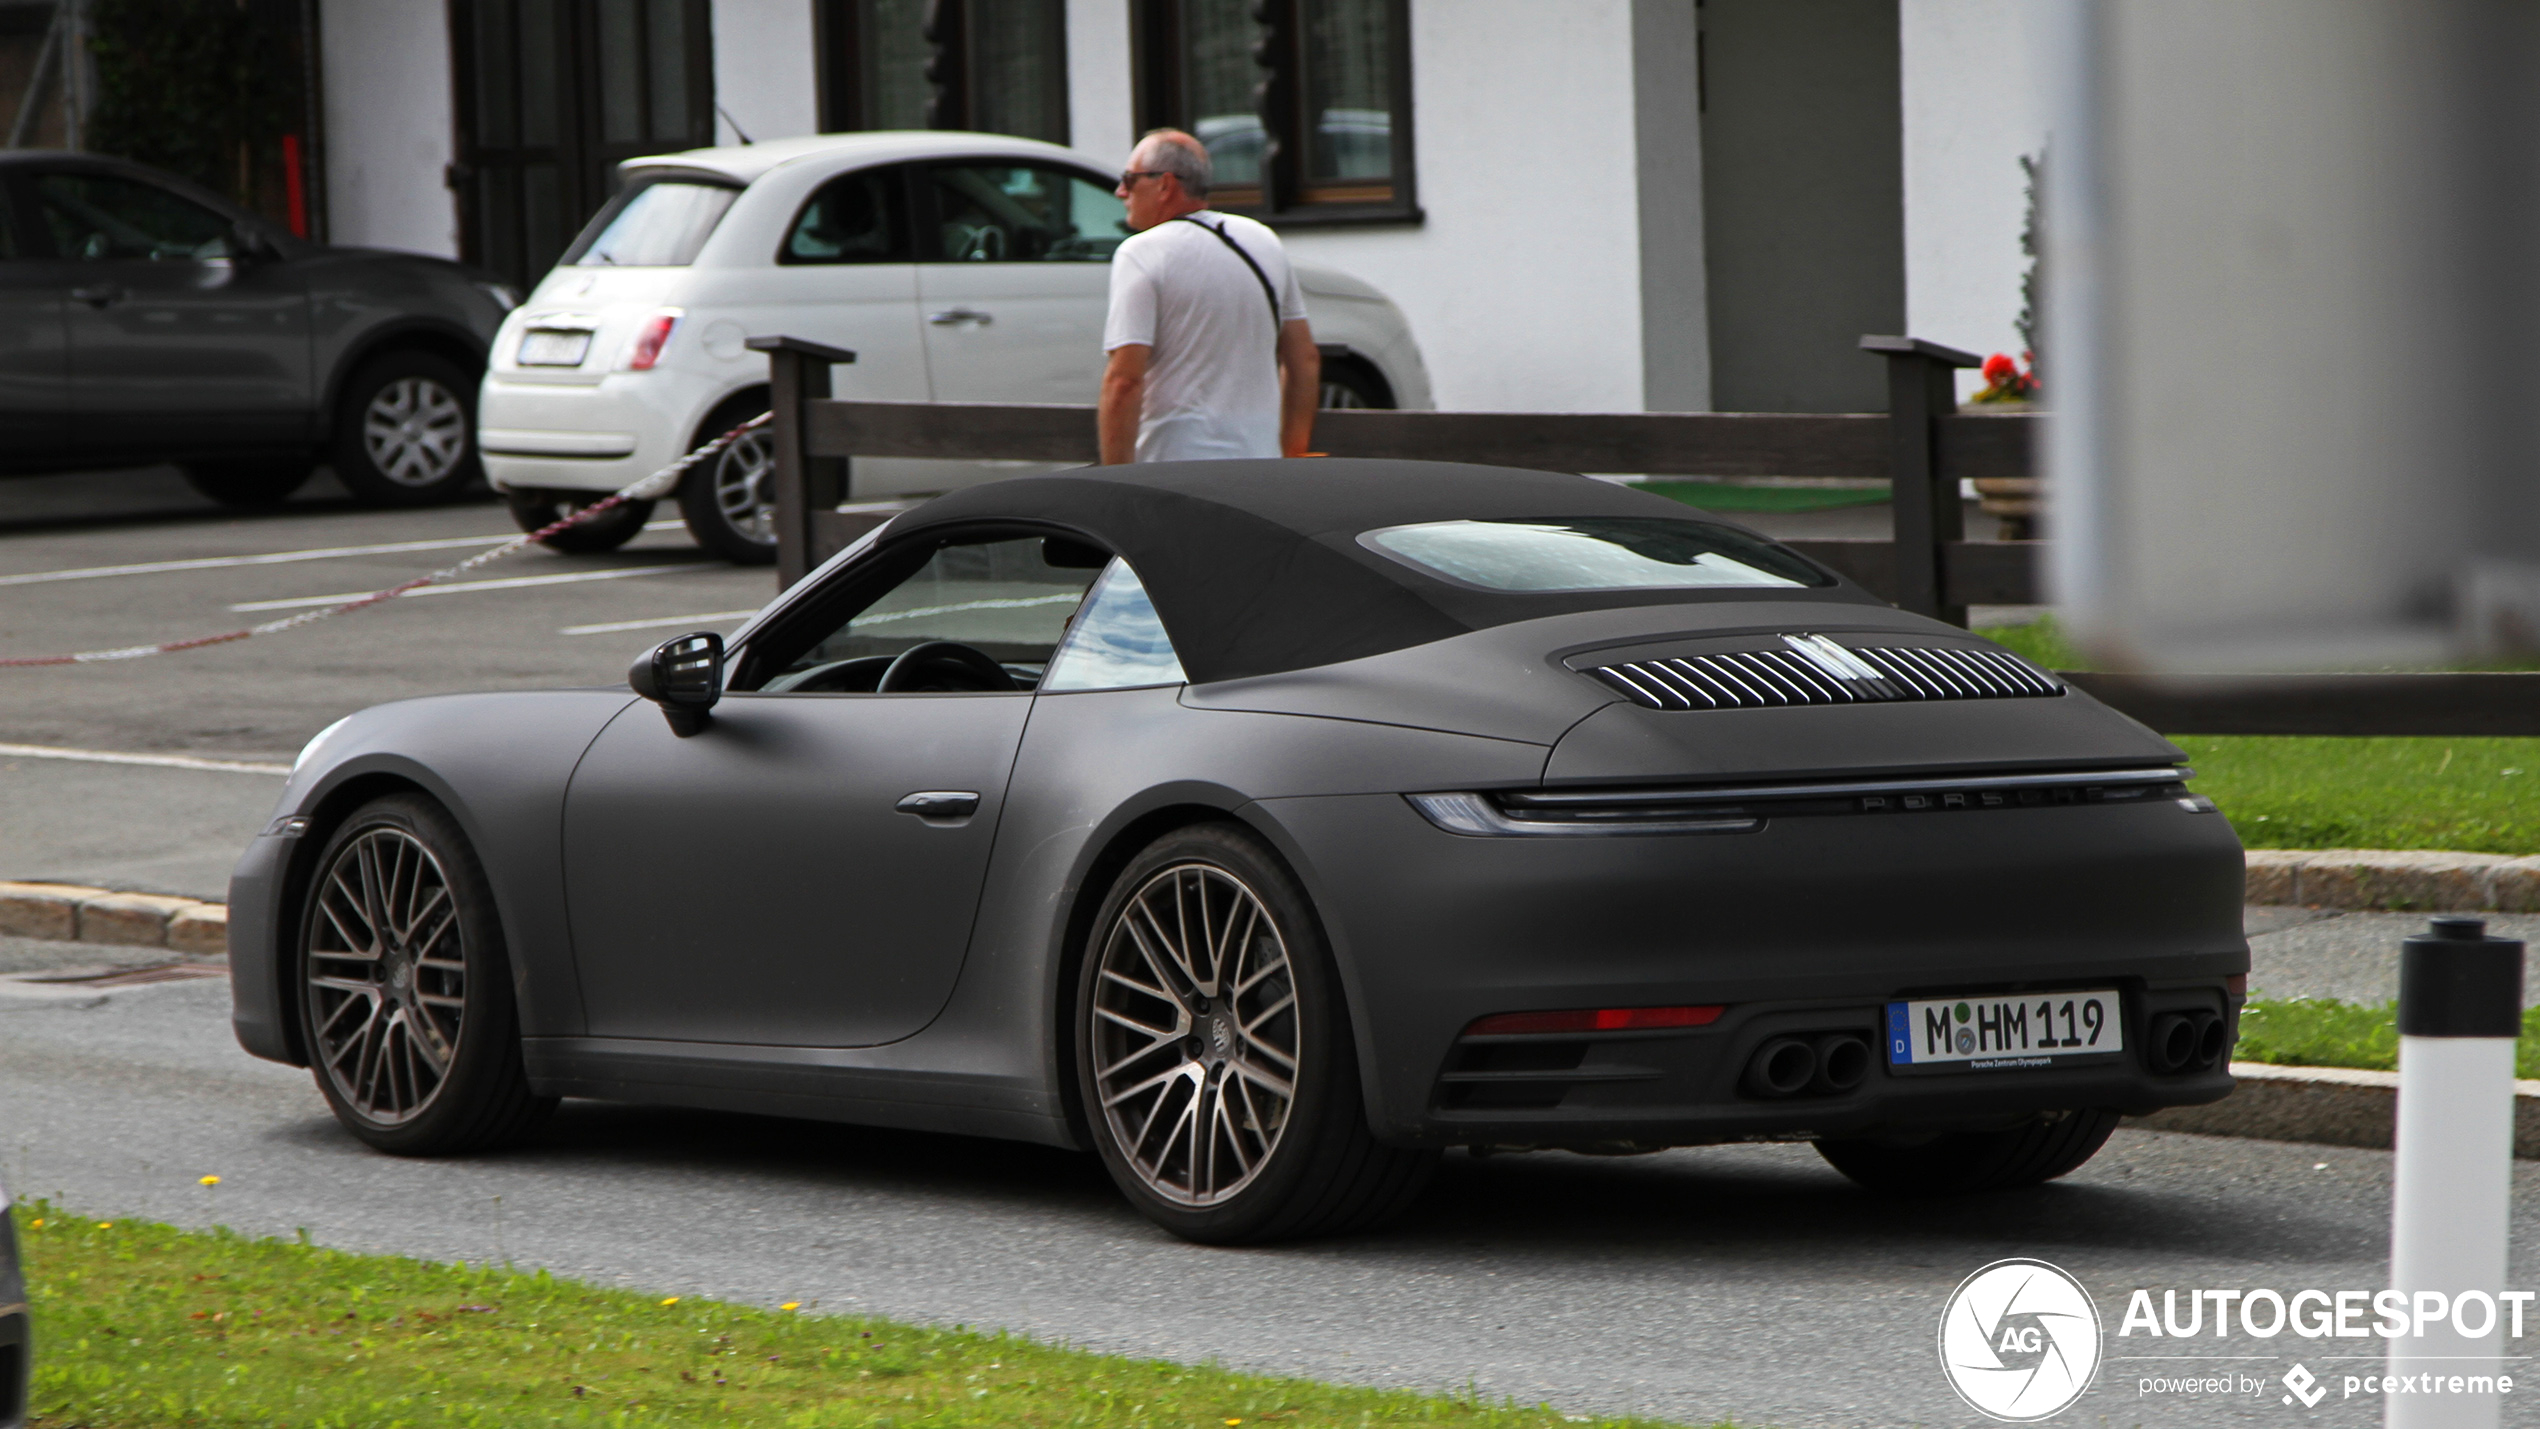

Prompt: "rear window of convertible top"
[1359,517,1832,593]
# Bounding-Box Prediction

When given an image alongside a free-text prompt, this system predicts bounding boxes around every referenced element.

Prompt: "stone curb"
[2131,1062,2540,1159]
[0,881,227,959]
[2245,849,2540,913]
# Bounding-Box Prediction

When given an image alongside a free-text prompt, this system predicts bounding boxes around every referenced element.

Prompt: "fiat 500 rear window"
[564,180,740,267]
[1359,517,1831,592]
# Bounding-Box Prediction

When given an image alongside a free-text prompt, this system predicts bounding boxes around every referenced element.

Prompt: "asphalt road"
[7,469,2527,1428]
[3,960,2535,1429]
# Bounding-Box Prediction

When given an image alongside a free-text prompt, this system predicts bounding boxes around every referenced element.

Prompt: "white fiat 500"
[478,131,1432,563]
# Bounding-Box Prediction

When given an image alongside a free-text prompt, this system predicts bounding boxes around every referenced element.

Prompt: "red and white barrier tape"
[0,414,770,669]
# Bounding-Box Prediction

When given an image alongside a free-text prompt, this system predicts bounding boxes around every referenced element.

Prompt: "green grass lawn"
[2235,1000,2540,1079]
[1981,617,2540,853]
[17,1205,1696,1429]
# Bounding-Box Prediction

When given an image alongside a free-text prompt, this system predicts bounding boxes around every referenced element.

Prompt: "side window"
[1040,560,1188,692]
[925,164,1127,263]
[781,167,912,264]
[759,536,1105,692]
[36,173,237,262]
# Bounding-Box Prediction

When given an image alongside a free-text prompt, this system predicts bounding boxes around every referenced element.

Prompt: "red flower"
[1982,353,2018,386]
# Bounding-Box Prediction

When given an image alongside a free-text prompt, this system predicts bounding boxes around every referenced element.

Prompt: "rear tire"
[182,458,313,508]
[332,350,482,506]
[1074,824,1436,1243]
[505,490,655,553]
[296,793,554,1155]
[1813,1108,2122,1196]
[678,400,778,565]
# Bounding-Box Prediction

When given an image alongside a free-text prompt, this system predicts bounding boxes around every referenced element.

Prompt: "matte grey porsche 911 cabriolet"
[230,459,2248,1243]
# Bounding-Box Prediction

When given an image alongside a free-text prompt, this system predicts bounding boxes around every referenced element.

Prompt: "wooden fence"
[747,334,2540,737]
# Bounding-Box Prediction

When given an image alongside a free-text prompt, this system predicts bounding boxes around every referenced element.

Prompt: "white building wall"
[1899,0,2045,398]
[1066,0,1135,165]
[320,0,459,256]
[1278,0,1647,414]
[713,0,820,144]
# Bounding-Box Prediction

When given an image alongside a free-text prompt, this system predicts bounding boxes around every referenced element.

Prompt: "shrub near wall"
[83,0,307,226]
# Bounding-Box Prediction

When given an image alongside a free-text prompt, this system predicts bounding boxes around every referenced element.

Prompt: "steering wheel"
[876,641,1017,693]
[760,655,896,694]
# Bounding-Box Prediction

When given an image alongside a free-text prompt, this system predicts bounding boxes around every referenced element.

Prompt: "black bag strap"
[1174,214,1282,333]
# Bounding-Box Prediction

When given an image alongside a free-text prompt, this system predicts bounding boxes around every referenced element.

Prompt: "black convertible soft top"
[891,458,1871,684]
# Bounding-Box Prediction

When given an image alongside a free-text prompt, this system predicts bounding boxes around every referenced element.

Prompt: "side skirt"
[522,1037,1081,1149]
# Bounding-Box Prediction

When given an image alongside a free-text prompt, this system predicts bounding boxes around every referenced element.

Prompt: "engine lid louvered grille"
[1585,634,2063,711]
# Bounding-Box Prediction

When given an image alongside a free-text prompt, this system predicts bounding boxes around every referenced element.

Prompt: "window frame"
[774,162,918,267]
[1131,0,1419,228]
[30,169,246,264]
[910,159,1132,265]
[813,0,1072,144]
[730,521,1116,694]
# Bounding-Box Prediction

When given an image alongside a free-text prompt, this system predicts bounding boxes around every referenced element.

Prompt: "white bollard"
[2388,916,2525,1429]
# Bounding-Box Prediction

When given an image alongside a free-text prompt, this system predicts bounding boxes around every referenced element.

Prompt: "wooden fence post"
[745,336,857,589]
[1861,335,1981,626]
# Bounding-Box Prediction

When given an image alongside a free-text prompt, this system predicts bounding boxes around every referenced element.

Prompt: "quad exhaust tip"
[1743,1032,1871,1099]
[2147,1010,2229,1074]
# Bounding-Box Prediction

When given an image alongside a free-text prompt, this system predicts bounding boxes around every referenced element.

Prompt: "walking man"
[1099,129,1319,464]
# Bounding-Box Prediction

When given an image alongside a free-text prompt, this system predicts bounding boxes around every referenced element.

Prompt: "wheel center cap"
[1208,1016,1234,1059]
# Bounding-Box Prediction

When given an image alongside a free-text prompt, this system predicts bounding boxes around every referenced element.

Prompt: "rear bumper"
[1256,790,2250,1147]
[477,372,710,494]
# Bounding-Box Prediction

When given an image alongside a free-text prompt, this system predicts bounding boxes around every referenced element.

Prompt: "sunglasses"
[1118,169,1169,189]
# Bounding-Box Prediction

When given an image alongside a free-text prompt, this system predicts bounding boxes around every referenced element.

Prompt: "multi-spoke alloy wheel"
[296,795,553,1154]
[1090,862,1301,1207]
[362,377,469,489]
[712,429,778,543]
[678,409,780,564]
[307,826,465,1125]
[1076,826,1435,1243]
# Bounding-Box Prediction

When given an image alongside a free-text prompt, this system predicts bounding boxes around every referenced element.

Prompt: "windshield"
[565,180,739,267]
[1360,517,1831,592]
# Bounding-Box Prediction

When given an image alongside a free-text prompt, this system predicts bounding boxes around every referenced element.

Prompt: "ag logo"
[1939,1258,2103,1422]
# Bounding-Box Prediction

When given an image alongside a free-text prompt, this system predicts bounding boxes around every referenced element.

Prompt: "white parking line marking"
[229,563,712,612]
[560,610,763,636]
[0,519,691,589]
[0,741,291,775]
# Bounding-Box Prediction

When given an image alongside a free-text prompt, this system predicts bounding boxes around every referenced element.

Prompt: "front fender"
[227,691,634,1066]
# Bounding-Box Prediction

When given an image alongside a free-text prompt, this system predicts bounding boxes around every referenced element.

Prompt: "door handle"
[895,790,981,821]
[70,283,125,308]
[926,308,992,327]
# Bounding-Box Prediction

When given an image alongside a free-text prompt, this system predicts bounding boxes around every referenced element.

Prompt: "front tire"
[505,490,655,553]
[678,401,778,565]
[1075,824,1435,1243]
[1813,1108,2122,1196]
[332,350,482,506]
[297,794,554,1155]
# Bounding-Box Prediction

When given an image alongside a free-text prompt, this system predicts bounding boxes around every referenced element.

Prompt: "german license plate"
[1885,989,2124,1071]
[517,329,593,367]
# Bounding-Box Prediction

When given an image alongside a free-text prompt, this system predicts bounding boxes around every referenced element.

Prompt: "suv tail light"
[627,312,679,370]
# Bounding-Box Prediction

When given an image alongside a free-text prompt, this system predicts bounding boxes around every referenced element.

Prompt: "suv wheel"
[333,351,482,506]
[677,401,778,565]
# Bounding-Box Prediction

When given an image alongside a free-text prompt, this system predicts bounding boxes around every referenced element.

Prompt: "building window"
[815,0,1069,144]
[1133,0,1415,224]
[452,0,716,288]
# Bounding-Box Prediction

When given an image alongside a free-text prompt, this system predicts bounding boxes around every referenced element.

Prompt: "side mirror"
[629,631,723,736]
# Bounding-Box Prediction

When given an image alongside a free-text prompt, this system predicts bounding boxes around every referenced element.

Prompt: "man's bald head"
[1134,129,1211,197]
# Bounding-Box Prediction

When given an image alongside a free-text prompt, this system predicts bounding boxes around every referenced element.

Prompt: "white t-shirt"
[1103,212,1309,463]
